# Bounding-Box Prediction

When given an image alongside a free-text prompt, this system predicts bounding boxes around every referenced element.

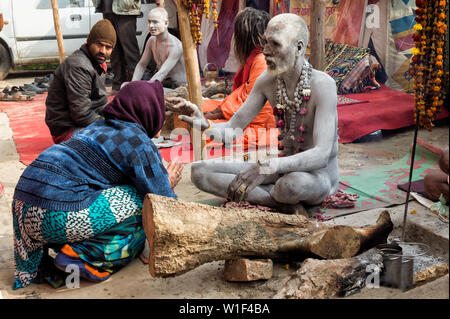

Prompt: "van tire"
[0,43,11,80]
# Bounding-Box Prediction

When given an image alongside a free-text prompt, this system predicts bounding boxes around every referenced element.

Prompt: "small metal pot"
[400,257,414,291]
[376,243,403,288]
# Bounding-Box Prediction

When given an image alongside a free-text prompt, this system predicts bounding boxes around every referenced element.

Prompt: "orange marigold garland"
[181,0,219,45]
[411,0,448,130]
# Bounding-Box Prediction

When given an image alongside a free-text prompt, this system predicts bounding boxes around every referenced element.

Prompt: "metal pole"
[401,109,421,241]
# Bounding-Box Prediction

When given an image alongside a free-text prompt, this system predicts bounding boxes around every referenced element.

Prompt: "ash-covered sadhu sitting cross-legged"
[11,81,183,289]
[166,14,339,213]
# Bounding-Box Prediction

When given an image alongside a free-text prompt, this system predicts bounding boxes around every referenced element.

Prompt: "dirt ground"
[0,74,448,301]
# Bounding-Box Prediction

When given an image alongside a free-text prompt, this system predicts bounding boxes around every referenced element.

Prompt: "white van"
[0,0,156,80]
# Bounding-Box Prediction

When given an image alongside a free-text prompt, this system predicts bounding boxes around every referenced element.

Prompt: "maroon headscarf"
[102,81,165,137]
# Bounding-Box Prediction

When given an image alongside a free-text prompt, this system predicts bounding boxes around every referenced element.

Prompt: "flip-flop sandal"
[34,76,46,84]
[20,94,34,101]
[23,83,46,94]
[1,86,11,95]
[1,87,33,101]
[0,92,15,101]
[35,74,53,84]
[18,86,36,96]
[36,83,49,90]
[12,92,34,101]
[11,86,35,96]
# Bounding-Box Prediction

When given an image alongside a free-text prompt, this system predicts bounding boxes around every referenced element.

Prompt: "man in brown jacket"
[45,19,116,143]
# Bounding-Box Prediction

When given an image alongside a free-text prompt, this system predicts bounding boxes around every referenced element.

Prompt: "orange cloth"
[203,53,277,150]
[60,244,110,278]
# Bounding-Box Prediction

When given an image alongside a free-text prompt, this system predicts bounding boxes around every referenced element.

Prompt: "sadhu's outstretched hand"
[165,96,210,130]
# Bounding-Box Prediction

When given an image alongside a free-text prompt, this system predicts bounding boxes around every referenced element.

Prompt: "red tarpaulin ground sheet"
[0,86,448,165]
[337,85,448,143]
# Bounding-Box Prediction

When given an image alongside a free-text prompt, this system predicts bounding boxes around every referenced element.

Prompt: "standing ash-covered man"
[166,14,339,213]
[127,7,187,88]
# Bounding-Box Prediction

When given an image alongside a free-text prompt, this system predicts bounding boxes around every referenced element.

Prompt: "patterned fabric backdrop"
[197,0,417,93]
[360,0,417,92]
[289,0,341,46]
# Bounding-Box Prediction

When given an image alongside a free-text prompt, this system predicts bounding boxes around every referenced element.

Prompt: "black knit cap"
[87,19,117,48]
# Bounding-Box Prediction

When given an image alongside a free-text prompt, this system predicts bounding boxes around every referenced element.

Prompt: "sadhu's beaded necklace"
[273,61,312,152]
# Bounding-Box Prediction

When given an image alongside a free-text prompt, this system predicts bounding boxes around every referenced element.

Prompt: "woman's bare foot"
[139,240,150,265]
[139,253,149,264]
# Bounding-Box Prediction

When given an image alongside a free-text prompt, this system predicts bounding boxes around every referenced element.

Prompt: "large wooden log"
[142,194,393,278]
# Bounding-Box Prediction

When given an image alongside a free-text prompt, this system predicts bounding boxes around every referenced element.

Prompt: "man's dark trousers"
[104,13,140,91]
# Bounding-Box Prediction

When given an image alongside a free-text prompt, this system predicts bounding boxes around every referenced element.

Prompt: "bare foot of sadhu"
[275,202,309,217]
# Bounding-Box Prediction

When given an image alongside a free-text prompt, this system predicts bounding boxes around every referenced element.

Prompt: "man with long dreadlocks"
[202,7,276,150]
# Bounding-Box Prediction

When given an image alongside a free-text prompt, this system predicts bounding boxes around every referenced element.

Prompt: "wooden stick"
[310,0,326,70]
[273,248,384,299]
[50,0,65,63]
[354,210,394,252]
[176,1,205,161]
[239,0,246,11]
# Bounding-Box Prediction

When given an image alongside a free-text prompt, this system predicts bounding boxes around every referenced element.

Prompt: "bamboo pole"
[176,1,205,161]
[239,0,246,11]
[310,0,326,70]
[50,0,66,63]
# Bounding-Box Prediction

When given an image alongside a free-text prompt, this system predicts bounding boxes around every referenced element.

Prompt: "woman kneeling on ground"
[12,81,183,289]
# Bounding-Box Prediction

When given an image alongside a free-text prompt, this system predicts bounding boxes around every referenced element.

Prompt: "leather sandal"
[2,86,11,94]
[12,91,34,101]
[17,86,36,96]
[23,83,46,94]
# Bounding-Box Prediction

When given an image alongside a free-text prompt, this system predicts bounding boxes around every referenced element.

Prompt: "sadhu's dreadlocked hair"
[233,7,270,66]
